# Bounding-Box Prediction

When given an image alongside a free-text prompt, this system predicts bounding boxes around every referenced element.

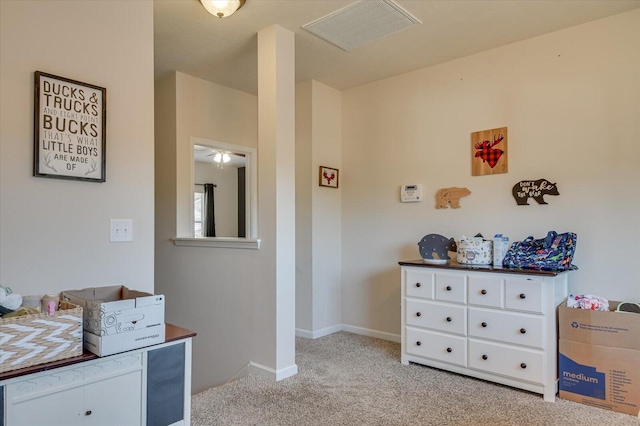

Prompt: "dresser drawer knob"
[520,363,527,369]
[520,328,527,334]
[416,283,421,288]
[481,322,487,328]
[481,289,487,295]
[519,293,526,299]
[446,347,452,353]
[446,317,452,322]
[416,312,422,317]
[446,286,452,291]
[482,354,488,360]
[85,411,92,416]
[416,341,422,346]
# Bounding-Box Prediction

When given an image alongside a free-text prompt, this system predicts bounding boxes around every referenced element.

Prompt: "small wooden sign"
[471,127,508,176]
[512,179,559,205]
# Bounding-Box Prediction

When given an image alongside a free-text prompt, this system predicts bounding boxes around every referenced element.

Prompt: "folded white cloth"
[567,294,609,311]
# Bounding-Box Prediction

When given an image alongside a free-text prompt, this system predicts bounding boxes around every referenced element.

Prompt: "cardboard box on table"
[558,302,640,417]
[62,285,165,356]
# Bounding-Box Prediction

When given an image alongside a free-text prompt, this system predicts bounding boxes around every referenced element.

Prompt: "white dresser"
[400,260,570,402]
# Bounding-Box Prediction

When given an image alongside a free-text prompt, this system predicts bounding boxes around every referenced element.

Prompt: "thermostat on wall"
[401,184,423,202]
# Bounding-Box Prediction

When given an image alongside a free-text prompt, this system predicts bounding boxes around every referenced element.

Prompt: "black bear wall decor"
[418,234,457,261]
[512,179,559,205]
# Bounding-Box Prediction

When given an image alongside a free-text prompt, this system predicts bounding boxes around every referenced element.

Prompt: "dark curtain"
[237,167,246,238]
[203,183,216,237]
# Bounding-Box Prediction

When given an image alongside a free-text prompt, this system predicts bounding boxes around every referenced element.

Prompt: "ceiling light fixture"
[200,0,246,18]
[213,151,231,168]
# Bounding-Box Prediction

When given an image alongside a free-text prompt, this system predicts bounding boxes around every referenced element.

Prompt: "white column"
[257,25,297,380]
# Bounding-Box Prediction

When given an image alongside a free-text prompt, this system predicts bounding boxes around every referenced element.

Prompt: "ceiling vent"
[302,0,421,51]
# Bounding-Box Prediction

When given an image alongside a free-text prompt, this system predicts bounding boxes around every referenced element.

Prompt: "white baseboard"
[296,323,400,343]
[249,361,298,381]
[340,324,401,343]
[275,363,298,381]
[295,328,314,339]
[295,324,342,339]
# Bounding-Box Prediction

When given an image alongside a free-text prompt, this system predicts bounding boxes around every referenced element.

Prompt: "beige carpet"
[192,332,639,425]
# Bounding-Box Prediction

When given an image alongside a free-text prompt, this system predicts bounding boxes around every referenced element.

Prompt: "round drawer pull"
[416,312,422,317]
[481,289,487,295]
[481,322,487,328]
[416,283,421,288]
[446,347,452,353]
[519,293,526,299]
[446,317,452,322]
[85,411,92,416]
[416,341,422,346]
[446,286,452,291]
[520,363,527,369]
[482,354,488,360]
[520,328,527,334]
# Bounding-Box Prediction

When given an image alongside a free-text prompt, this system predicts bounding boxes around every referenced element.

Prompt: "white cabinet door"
[11,386,84,426]
[83,370,143,426]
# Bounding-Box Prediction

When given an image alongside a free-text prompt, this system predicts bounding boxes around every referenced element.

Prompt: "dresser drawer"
[406,328,467,367]
[469,339,544,384]
[434,273,466,304]
[505,278,543,313]
[7,352,143,399]
[8,368,85,399]
[406,300,466,335]
[468,276,503,308]
[468,308,543,349]
[405,269,434,299]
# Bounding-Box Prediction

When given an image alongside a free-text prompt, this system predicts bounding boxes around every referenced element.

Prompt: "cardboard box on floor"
[62,285,165,356]
[558,301,640,417]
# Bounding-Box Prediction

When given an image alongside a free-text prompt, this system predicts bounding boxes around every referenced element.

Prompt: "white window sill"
[173,237,261,250]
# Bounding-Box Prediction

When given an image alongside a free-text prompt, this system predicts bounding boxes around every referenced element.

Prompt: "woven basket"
[0,301,83,373]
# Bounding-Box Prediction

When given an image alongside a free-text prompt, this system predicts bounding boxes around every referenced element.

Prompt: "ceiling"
[154,0,640,96]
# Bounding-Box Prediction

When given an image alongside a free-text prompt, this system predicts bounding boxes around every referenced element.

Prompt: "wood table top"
[399,259,572,276]
[0,323,196,381]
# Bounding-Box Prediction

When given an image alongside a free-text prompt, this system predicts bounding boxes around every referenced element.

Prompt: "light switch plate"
[110,219,133,242]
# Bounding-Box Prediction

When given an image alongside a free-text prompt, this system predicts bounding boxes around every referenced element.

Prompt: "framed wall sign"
[34,71,106,182]
[319,166,339,188]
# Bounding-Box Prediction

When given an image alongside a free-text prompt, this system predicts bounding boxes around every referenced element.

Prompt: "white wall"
[194,162,239,237]
[155,27,298,392]
[155,72,258,393]
[296,80,343,338]
[0,0,155,296]
[295,81,314,333]
[341,10,640,337]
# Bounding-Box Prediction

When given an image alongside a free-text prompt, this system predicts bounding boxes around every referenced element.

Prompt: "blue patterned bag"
[502,231,577,271]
